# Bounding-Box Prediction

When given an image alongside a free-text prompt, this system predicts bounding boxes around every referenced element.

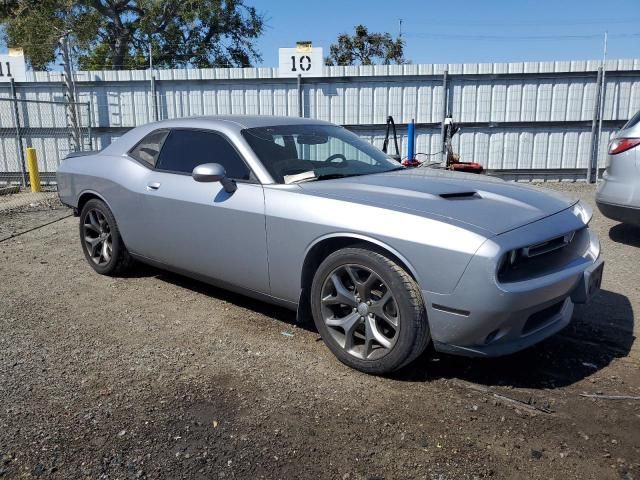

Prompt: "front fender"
[264,186,488,304]
[304,232,422,283]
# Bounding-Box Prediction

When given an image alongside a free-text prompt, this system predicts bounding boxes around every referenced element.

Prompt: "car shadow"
[125,263,634,390]
[151,268,301,326]
[609,223,640,248]
[393,289,635,389]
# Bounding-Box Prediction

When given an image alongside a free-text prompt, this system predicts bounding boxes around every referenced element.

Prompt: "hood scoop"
[439,191,480,200]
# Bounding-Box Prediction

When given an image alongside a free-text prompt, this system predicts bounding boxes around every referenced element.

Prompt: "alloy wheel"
[320,264,399,360]
[82,208,113,266]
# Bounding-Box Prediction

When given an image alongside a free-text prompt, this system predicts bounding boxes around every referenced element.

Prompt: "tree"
[0,1,101,70]
[0,0,265,70]
[325,24,406,66]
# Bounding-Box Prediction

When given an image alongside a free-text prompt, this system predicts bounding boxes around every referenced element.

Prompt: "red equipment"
[444,115,484,174]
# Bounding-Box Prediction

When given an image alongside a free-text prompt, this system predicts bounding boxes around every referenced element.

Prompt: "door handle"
[146,182,161,191]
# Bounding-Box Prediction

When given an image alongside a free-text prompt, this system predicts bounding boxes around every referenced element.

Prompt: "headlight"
[572,201,592,225]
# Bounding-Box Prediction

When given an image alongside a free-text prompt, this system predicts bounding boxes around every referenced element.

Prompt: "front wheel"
[79,198,133,276]
[311,247,430,374]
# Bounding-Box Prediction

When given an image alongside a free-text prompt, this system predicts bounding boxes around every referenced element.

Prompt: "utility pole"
[399,18,403,38]
[59,32,82,151]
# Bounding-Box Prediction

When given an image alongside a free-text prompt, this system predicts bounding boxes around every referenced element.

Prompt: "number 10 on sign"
[278,48,323,78]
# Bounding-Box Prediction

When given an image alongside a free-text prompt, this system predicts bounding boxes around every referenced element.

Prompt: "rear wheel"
[79,199,132,276]
[311,247,430,374]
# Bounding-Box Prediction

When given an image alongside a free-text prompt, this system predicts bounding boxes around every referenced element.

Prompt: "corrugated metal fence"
[1,58,639,182]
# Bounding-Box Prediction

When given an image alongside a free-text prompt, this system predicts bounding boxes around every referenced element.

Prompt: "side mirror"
[192,163,237,193]
[192,163,225,182]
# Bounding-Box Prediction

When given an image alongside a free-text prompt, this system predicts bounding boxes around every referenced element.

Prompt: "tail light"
[608,138,640,155]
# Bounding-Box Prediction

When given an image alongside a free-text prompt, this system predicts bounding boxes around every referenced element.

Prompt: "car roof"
[100,115,337,160]
[148,115,333,129]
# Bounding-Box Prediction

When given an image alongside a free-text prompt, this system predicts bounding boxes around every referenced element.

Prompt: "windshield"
[241,124,402,183]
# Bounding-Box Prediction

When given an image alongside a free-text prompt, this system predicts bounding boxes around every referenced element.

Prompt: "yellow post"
[26,147,41,192]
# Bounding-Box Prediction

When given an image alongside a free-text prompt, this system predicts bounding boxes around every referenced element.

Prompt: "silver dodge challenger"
[57,116,604,374]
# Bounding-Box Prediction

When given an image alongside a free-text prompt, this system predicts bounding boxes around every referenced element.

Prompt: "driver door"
[140,128,270,295]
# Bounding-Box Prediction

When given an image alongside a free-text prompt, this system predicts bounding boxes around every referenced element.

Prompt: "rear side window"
[156,129,251,180]
[129,129,169,167]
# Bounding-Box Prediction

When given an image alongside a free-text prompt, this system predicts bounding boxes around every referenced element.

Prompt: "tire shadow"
[609,223,640,248]
[393,289,635,389]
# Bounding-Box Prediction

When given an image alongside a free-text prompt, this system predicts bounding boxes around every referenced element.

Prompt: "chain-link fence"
[0,97,92,215]
[0,97,92,186]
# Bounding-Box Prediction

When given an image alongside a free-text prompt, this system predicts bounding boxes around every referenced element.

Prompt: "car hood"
[297,168,577,235]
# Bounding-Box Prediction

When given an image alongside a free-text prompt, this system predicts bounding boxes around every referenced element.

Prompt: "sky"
[249,0,640,66]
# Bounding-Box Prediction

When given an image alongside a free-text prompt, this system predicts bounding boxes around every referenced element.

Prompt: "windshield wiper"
[286,171,360,184]
[286,168,404,184]
[313,173,353,181]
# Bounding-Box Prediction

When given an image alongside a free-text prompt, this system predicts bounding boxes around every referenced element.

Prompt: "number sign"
[278,47,323,78]
[0,53,26,82]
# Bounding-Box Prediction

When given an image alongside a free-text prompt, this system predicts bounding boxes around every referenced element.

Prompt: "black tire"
[79,198,133,276]
[310,247,430,375]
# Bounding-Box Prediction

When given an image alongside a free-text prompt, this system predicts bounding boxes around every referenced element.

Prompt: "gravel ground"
[0,190,58,212]
[0,183,638,479]
[0,194,70,242]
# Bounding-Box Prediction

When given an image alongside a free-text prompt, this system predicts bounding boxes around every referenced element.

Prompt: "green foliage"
[325,24,407,66]
[0,0,264,70]
[0,0,101,70]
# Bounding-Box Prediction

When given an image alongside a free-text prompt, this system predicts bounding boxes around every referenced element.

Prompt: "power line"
[402,32,640,41]
[406,18,640,27]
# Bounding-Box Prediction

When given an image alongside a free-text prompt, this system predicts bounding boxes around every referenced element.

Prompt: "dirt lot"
[0,183,638,479]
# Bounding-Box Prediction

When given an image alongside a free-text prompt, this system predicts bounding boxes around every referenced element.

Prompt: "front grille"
[498,228,588,283]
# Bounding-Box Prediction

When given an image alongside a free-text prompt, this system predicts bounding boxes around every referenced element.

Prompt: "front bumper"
[424,209,602,358]
[431,297,575,357]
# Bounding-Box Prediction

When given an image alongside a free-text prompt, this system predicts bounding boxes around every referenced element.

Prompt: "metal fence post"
[594,32,609,184]
[297,74,303,118]
[588,67,603,184]
[150,74,159,121]
[87,101,93,150]
[10,78,27,187]
[595,66,607,184]
[60,34,82,151]
[439,69,449,164]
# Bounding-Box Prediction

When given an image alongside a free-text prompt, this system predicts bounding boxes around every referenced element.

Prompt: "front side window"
[156,129,251,180]
[241,124,402,184]
[129,129,169,167]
